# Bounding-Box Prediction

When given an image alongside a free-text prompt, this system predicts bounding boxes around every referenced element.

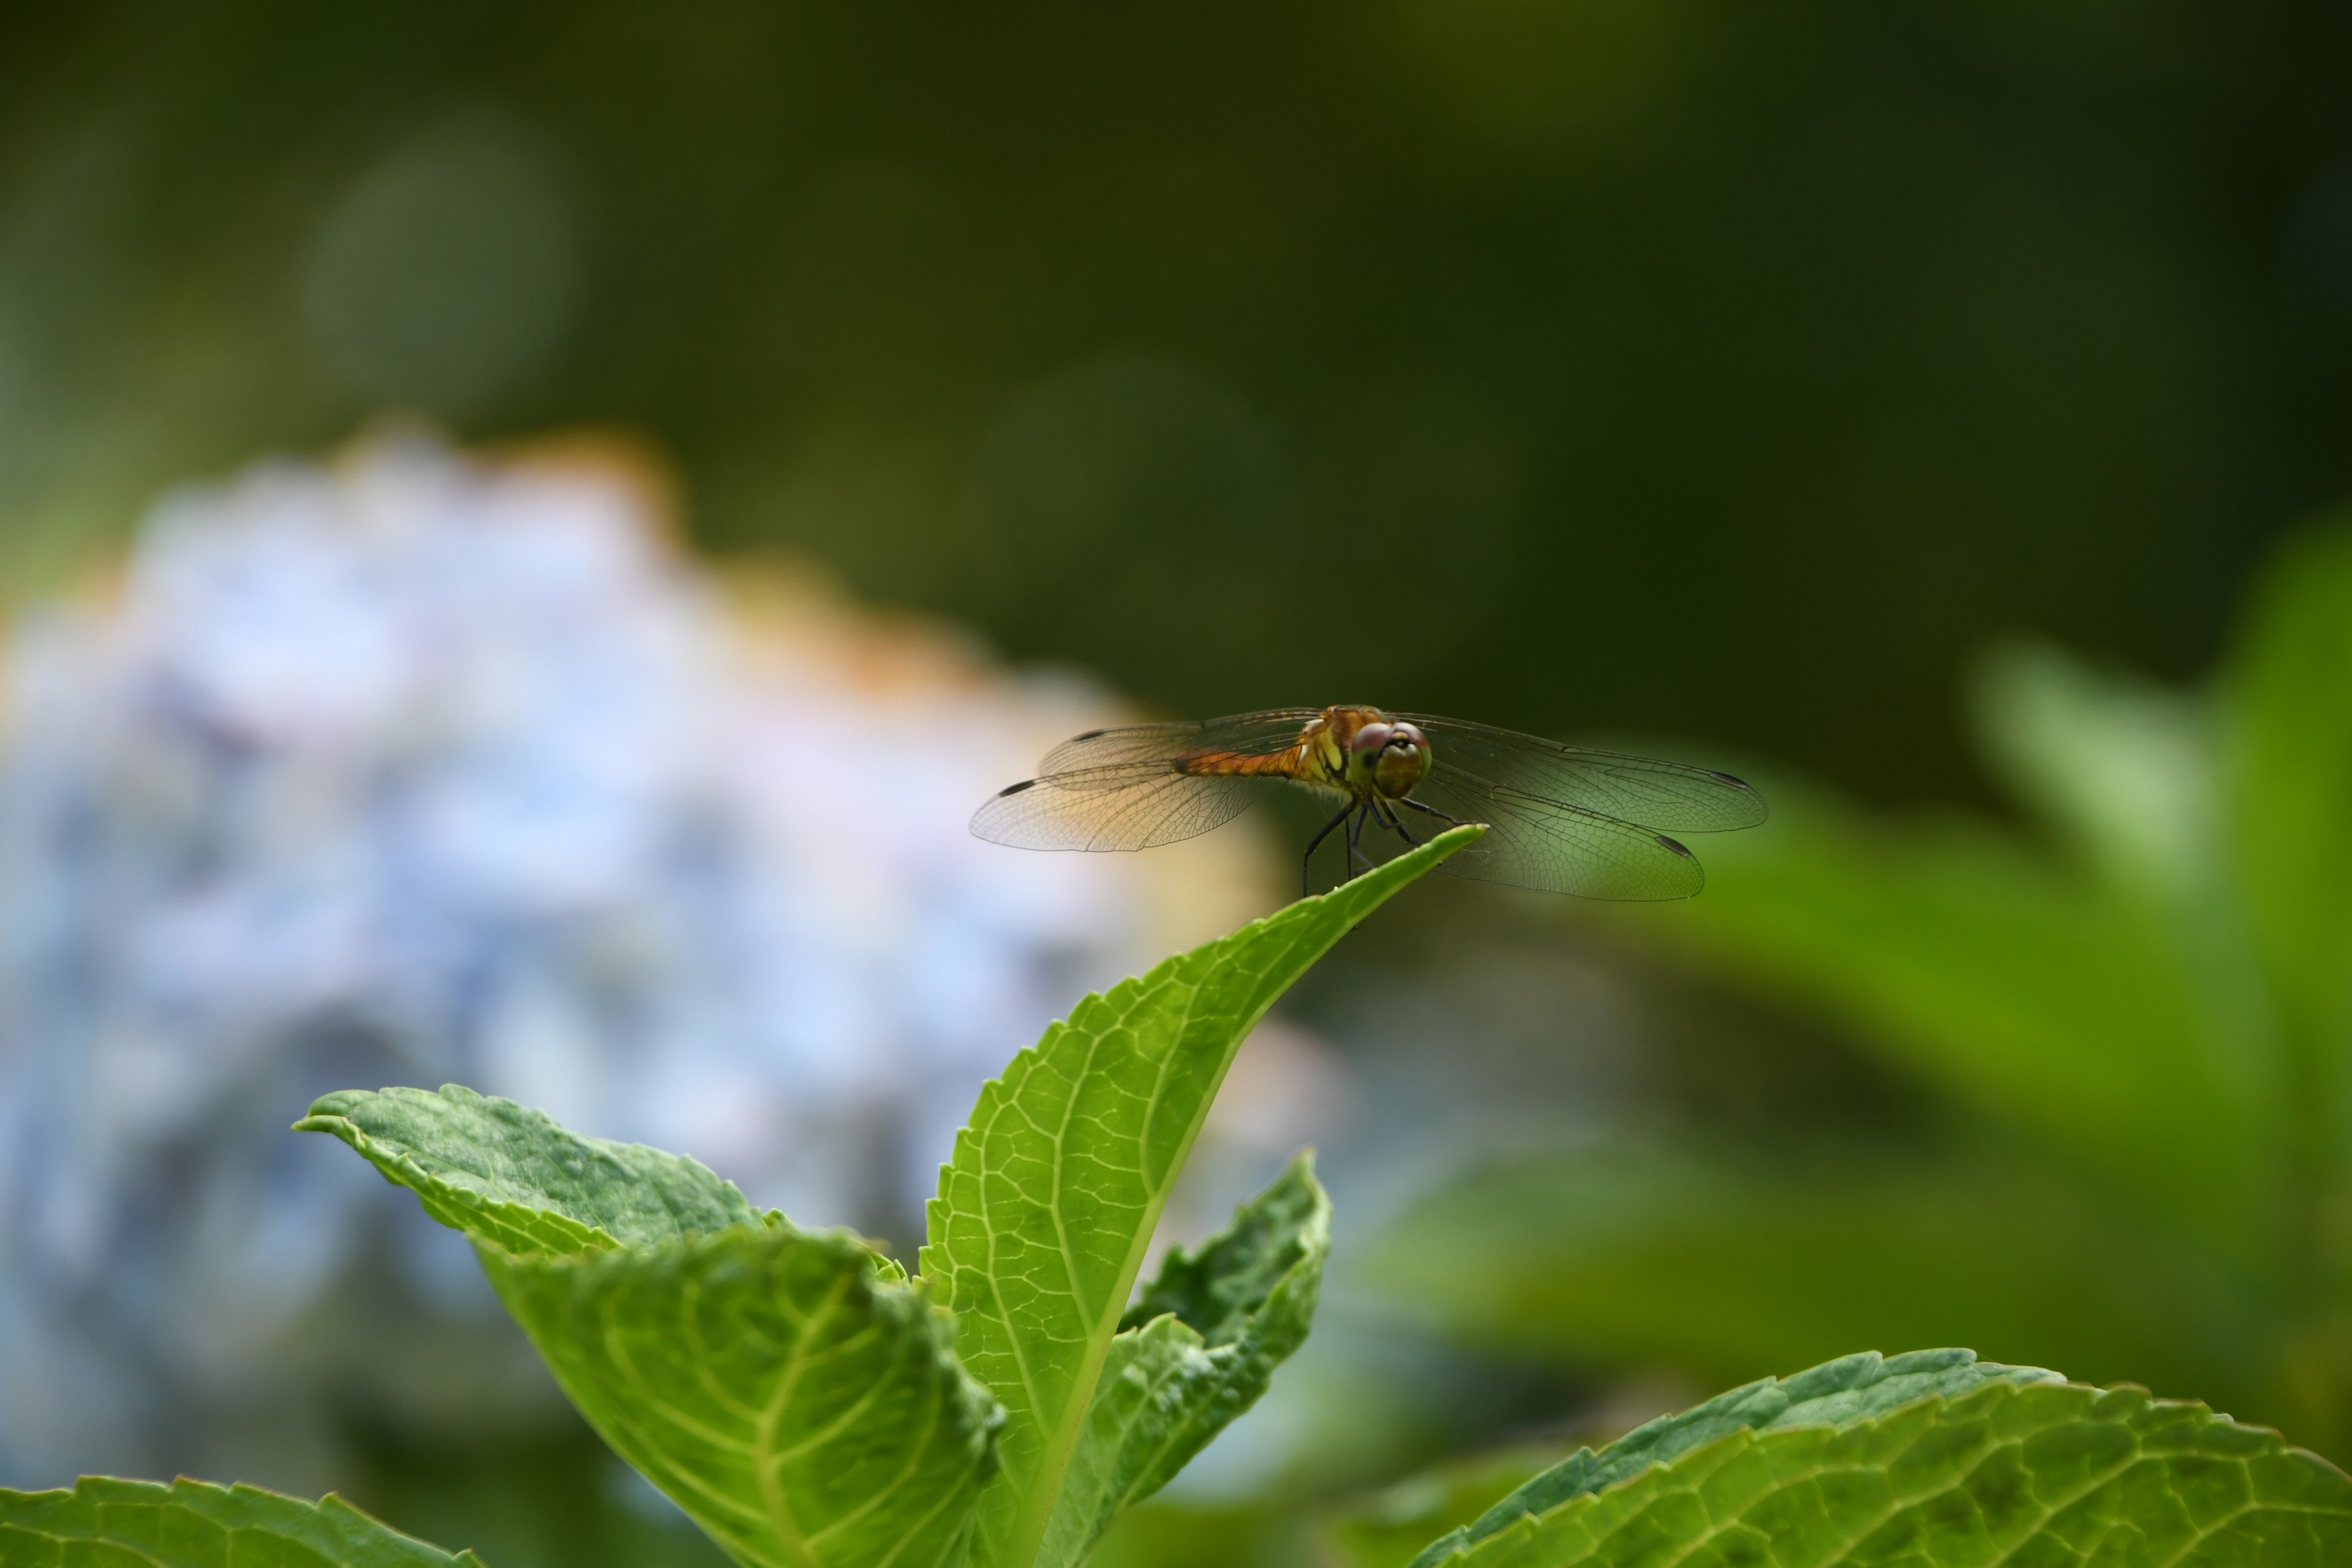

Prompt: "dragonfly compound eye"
[1370,723,1430,797]
[1348,722,1394,755]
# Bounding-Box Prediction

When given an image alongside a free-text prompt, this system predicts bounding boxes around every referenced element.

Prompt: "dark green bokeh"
[345,1419,726,1568]
[6,2,2350,807]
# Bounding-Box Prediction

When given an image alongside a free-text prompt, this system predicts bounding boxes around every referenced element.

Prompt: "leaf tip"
[1301,821,1485,913]
[1406,822,1487,870]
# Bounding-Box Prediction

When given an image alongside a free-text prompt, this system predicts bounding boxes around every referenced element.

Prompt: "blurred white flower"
[0,432,1271,1490]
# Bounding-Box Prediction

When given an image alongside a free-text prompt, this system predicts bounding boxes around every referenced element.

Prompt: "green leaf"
[1409,1349,2054,1565]
[296,1084,765,1257]
[922,824,1481,1568]
[1036,1153,1332,1567]
[302,1086,1005,1568]
[1613,778,2269,1236]
[481,1226,1003,1568]
[1403,1354,2352,1567]
[2226,524,2352,1058]
[1968,639,2286,1196]
[1969,639,2223,903]
[0,1475,485,1566]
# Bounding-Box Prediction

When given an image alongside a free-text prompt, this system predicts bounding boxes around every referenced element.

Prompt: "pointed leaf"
[483,1226,1003,1568]
[921,824,1480,1568]
[0,1475,484,1566]
[1403,1356,2352,1568]
[297,1084,765,1257]
[1037,1153,1332,1567]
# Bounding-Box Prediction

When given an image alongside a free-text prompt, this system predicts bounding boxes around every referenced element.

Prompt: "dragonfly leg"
[1399,796,1468,829]
[1302,800,1354,895]
[1348,802,1378,877]
[1381,799,1421,847]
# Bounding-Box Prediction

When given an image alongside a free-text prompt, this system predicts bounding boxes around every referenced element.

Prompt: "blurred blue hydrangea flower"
[0,434,1266,1490]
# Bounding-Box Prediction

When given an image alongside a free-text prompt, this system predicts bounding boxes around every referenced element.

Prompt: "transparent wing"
[1393,769,1708,899]
[1396,714,1766,832]
[971,763,1276,851]
[1039,709,1321,774]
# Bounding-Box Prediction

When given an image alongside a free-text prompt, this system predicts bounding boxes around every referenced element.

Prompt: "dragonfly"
[972,705,1767,899]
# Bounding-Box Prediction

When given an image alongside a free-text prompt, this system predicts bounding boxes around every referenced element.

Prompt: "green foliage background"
[1376,522,2352,1465]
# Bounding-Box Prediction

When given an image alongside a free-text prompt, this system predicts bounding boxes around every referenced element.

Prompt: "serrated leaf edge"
[298,1101,625,1256]
[296,1084,778,1259]
[0,1474,488,1565]
[923,826,1481,1568]
[1408,1376,2352,1568]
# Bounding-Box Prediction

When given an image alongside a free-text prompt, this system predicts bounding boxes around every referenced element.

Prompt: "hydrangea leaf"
[1036,1152,1332,1567]
[0,1475,484,1566]
[1404,1352,2352,1567]
[296,1083,766,1257]
[304,1087,1003,1568]
[481,1226,1003,1568]
[922,824,1480,1568]
[1411,1348,2053,1564]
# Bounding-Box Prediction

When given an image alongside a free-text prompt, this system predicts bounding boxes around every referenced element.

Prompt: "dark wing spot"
[1072,729,1107,741]
[999,779,1036,796]
[1656,834,1694,858]
[1708,771,1751,788]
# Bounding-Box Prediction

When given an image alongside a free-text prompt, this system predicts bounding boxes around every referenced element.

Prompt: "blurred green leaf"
[1621,769,2269,1237]
[1970,639,2222,902]
[1403,1360,2352,1567]
[1039,1154,1331,1567]
[0,1476,485,1566]
[307,1087,1003,1568]
[1969,639,2283,1142]
[2226,526,2352,1071]
[922,825,1479,1568]
[1369,1146,2277,1421]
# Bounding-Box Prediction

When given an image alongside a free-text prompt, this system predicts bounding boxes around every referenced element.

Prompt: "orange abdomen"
[1175,707,1371,788]
[1174,743,1313,780]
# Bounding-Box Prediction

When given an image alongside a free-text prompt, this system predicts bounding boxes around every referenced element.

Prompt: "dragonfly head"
[1348,719,1431,798]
